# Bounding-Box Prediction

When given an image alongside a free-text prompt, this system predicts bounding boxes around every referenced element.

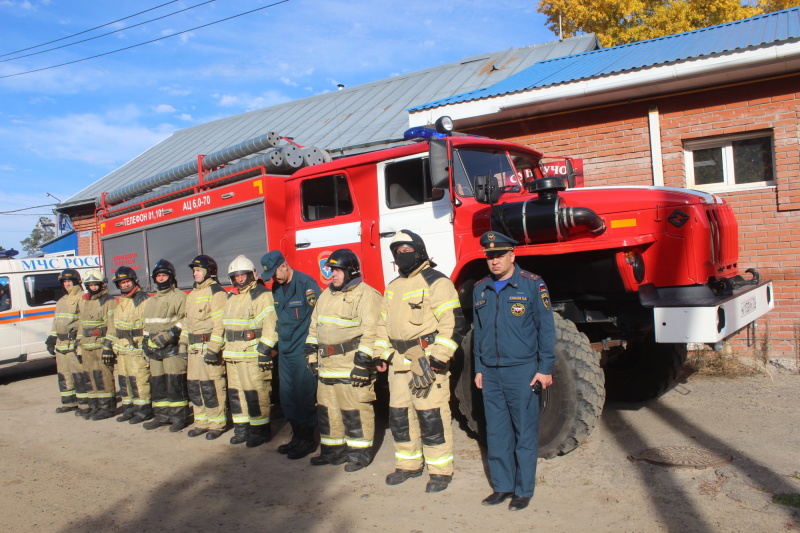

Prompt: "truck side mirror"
[565,158,576,188]
[474,175,500,205]
[429,139,450,189]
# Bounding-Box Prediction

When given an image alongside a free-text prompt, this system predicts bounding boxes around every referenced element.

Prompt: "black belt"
[390,333,436,353]
[188,333,210,343]
[320,336,361,357]
[57,331,77,341]
[83,327,107,338]
[117,329,143,340]
[226,329,262,342]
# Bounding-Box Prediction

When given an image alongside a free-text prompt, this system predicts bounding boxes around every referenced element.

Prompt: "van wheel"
[454,315,605,458]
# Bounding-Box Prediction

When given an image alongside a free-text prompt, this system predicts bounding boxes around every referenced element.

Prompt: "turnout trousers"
[82,347,116,412]
[187,347,227,431]
[66,351,89,407]
[388,369,454,476]
[482,362,540,498]
[317,381,375,466]
[117,352,152,419]
[55,351,77,407]
[278,352,317,427]
[150,355,190,424]
[226,359,271,429]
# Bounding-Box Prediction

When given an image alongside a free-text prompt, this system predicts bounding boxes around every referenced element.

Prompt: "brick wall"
[469,74,800,359]
[70,212,97,258]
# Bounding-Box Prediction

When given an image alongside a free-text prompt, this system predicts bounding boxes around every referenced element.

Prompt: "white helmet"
[228,255,256,284]
[83,269,106,284]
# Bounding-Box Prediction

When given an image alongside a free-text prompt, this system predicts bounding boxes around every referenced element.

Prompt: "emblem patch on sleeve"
[306,289,317,307]
[540,291,551,310]
[510,302,526,316]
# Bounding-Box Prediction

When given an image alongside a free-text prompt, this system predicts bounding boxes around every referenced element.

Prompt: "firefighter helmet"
[83,269,106,295]
[58,268,82,287]
[228,255,256,286]
[389,229,436,273]
[112,266,139,287]
[152,259,177,290]
[188,254,218,280]
[325,248,361,283]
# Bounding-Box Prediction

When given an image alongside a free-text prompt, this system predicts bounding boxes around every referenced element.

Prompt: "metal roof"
[410,7,800,112]
[61,35,600,209]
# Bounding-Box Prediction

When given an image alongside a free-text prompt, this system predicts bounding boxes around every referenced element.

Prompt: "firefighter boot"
[229,423,249,445]
[143,418,169,430]
[74,401,92,419]
[344,446,373,472]
[385,467,424,486]
[277,420,301,454]
[91,397,116,421]
[287,425,317,460]
[56,405,78,414]
[246,423,272,448]
[168,406,190,433]
[309,444,347,466]
[116,407,135,422]
[425,474,453,493]
[131,405,155,425]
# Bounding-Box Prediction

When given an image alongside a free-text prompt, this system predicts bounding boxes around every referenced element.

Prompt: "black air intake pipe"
[491,177,605,244]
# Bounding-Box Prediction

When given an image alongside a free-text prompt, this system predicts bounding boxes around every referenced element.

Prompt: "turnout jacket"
[143,286,186,359]
[306,278,382,380]
[472,264,556,375]
[77,289,117,351]
[180,278,227,354]
[374,262,465,370]
[107,286,149,356]
[272,269,320,357]
[222,280,277,361]
[50,285,83,353]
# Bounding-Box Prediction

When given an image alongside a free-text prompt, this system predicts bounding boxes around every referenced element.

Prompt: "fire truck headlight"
[434,116,454,135]
[624,250,645,283]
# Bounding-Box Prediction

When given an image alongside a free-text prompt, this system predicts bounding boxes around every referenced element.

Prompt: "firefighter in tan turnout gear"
[106,266,151,424]
[305,249,382,472]
[46,269,86,414]
[142,260,188,432]
[374,230,466,493]
[76,269,117,420]
[182,255,229,440]
[223,255,278,447]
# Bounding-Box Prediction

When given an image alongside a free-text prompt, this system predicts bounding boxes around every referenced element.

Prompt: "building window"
[685,132,775,191]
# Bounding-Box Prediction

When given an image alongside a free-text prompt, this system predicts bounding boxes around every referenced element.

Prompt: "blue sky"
[0,0,555,253]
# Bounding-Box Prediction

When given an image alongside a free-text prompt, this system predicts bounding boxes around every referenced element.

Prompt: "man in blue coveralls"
[260,251,321,460]
[472,231,556,511]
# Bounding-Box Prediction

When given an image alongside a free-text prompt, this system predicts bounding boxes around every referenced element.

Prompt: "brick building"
[410,8,800,359]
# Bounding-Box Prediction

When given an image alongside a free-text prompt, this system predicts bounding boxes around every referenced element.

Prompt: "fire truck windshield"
[452,148,538,198]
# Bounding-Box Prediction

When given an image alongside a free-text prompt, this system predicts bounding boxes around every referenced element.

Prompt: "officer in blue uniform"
[260,251,321,460]
[472,231,556,511]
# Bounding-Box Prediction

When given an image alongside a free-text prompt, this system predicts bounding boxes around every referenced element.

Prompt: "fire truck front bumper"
[639,280,774,344]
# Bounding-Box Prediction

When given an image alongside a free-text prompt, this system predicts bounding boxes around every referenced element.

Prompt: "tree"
[537,1,800,47]
[20,216,56,255]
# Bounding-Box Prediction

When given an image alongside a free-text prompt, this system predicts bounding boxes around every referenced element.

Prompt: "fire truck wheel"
[603,336,687,402]
[453,315,605,459]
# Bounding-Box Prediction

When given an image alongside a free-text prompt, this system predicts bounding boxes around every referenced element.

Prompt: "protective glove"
[413,382,433,399]
[256,340,272,357]
[45,335,57,356]
[429,355,448,374]
[204,348,221,365]
[350,351,373,387]
[102,348,116,366]
[305,343,319,378]
[258,351,273,371]
[409,355,436,391]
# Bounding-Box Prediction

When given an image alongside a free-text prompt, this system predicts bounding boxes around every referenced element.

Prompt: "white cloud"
[159,85,191,96]
[281,77,299,87]
[153,104,176,113]
[0,164,15,171]
[177,113,193,121]
[28,95,55,105]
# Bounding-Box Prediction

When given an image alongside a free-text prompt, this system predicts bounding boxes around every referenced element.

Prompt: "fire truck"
[95,117,773,458]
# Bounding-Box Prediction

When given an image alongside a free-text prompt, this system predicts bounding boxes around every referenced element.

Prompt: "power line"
[0,204,57,214]
[0,1,180,58]
[0,0,292,80]
[1,0,220,64]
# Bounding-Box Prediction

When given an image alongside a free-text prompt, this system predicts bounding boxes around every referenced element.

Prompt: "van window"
[23,273,62,306]
[0,276,11,311]
[301,175,354,221]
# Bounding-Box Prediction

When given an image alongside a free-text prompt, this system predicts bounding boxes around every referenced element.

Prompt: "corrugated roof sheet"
[63,35,600,207]
[411,7,800,111]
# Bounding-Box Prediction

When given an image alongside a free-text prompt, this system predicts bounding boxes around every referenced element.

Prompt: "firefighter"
[105,266,151,424]
[76,269,117,420]
[142,259,188,432]
[260,251,320,460]
[305,249,382,471]
[223,255,278,447]
[46,269,86,414]
[182,255,229,440]
[374,230,466,493]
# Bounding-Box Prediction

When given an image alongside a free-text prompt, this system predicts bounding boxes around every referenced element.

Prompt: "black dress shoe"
[482,492,514,506]
[508,495,531,511]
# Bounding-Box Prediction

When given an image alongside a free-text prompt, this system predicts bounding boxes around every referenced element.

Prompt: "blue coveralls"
[473,264,556,498]
[272,269,320,427]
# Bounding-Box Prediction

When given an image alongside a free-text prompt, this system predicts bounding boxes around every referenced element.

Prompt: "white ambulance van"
[0,254,101,366]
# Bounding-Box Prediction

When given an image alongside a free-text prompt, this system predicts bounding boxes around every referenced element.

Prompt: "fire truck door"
[377,155,456,284]
[292,174,363,286]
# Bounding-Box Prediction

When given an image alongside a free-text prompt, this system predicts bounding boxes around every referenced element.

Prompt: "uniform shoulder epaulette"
[420,268,447,287]
[520,270,541,281]
[474,276,490,287]
[209,284,225,295]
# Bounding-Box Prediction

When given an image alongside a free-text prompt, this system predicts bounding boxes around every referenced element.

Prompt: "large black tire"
[603,335,687,402]
[454,315,605,459]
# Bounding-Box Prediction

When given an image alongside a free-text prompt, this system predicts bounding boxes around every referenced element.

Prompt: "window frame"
[684,131,776,193]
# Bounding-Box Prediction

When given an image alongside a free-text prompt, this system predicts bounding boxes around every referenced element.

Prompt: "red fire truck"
[96,118,773,457]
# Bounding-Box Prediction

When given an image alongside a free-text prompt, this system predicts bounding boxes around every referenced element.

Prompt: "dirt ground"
[1,359,799,533]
